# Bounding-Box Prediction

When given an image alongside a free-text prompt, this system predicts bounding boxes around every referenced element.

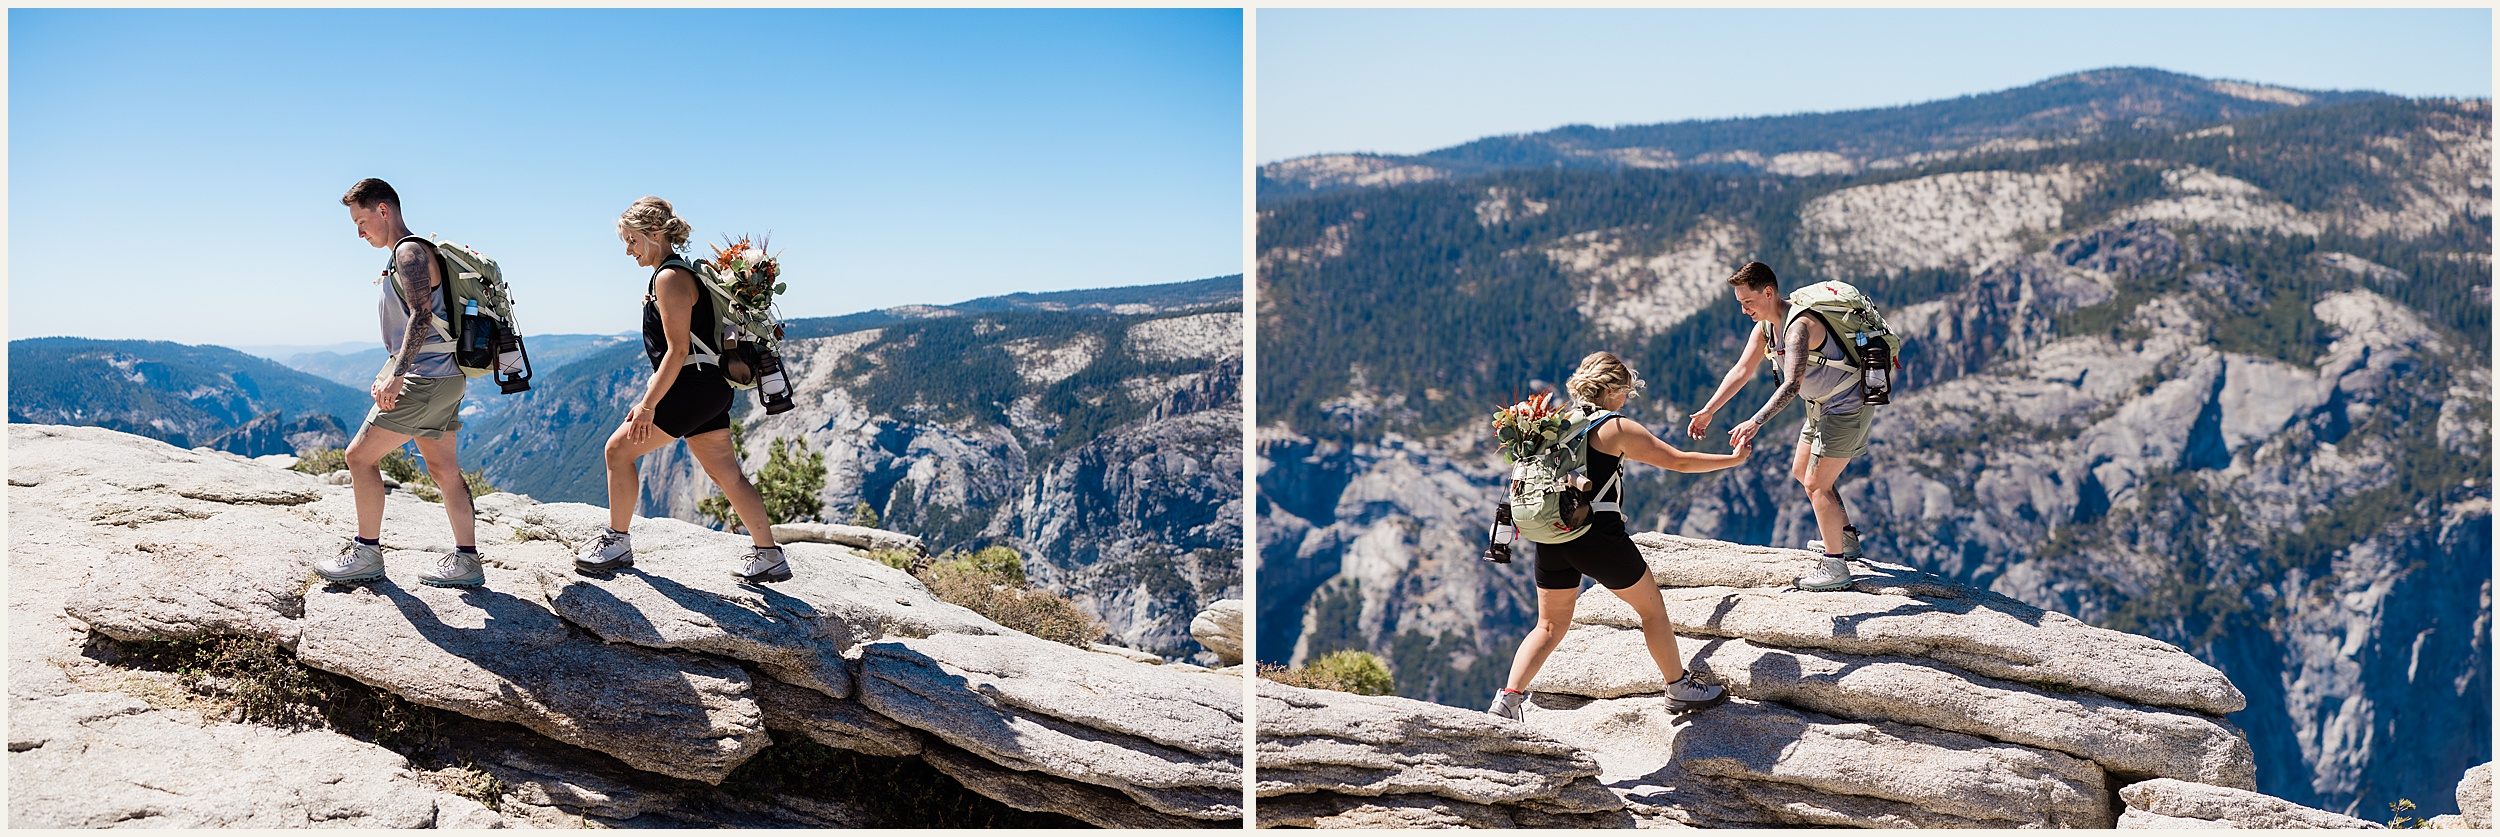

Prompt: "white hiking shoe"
[1664,672,1727,713]
[316,539,387,584]
[1796,556,1855,591]
[1487,689,1528,721]
[734,546,792,584]
[1806,527,1864,562]
[574,530,634,575]
[420,550,486,588]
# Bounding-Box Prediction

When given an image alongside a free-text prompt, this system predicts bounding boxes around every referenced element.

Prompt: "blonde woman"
[573,197,789,583]
[1490,351,1748,720]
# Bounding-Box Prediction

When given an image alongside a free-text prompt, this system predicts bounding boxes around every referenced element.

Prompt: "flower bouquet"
[709,234,789,343]
[1492,391,1568,462]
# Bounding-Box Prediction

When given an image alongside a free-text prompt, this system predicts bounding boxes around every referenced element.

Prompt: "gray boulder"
[1534,625,2254,787]
[8,688,445,828]
[1190,597,1245,665]
[8,425,324,507]
[62,516,325,648]
[1640,698,2113,828]
[2118,778,2383,828]
[859,633,1243,820]
[2459,762,2492,829]
[1575,581,2246,715]
[751,675,923,758]
[769,521,926,556]
[295,565,769,784]
[1256,791,1637,828]
[1253,678,1615,810]
[918,744,1226,828]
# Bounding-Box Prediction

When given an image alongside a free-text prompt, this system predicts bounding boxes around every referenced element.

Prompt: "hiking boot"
[1806,527,1864,562]
[574,529,634,575]
[316,539,387,584]
[1796,556,1855,591]
[1664,672,1727,713]
[1487,688,1528,721]
[734,546,792,584]
[420,550,486,588]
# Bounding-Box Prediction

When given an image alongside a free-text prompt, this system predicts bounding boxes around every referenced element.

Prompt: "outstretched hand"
[1729,419,1762,450]
[1685,409,1713,440]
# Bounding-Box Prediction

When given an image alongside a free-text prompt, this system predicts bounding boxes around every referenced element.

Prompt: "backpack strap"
[1782,305,1862,374]
[1569,410,1627,514]
[386,235,457,355]
[656,256,723,367]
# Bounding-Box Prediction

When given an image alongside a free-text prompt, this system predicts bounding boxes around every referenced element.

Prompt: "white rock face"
[2458,762,2493,829]
[1263,154,1450,192]
[11,424,1243,827]
[1190,598,1245,665]
[1548,216,1756,337]
[1800,168,2084,276]
[1125,311,1243,363]
[2113,167,2321,236]
[2118,778,2382,829]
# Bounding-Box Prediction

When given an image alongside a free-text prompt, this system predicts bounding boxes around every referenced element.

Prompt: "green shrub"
[290,447,347,474]
[701,436,828,531]
[848,501,881,529]
[865,548,919,573]
[1260,650,1395,696]
[914,546,1102,648]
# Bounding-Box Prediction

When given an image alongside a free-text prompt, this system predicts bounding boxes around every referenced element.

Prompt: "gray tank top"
[381,242,460,379]
[1767,313,1865,413]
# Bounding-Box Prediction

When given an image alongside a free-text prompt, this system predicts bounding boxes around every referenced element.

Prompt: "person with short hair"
[572,197,790,583]
[1490,351,1750,721]
[1687,260,1870,591]
[315,178,485,588]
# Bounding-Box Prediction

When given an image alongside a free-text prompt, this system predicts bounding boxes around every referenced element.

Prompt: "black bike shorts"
[1531,517,1649,590]
[654,366,734,439]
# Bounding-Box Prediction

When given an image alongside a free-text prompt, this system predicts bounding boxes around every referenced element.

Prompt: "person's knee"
[346,445,384,470]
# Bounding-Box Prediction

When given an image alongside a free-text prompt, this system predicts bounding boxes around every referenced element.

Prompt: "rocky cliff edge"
[8,424,1243,828]
[1254,531,2445,828]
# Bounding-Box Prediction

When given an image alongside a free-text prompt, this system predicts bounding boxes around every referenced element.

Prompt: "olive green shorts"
[1799,401,1869,460]
[366,375,466,439]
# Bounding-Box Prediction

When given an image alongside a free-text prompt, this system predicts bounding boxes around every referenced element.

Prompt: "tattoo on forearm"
[1751,320,1812,426]
[391,243,435,378]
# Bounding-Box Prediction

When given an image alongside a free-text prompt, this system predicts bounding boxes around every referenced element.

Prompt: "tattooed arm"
[374,240,436,409]
[1730,316,1817,448]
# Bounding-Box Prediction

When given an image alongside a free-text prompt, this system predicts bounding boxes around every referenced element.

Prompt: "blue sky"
[1260,8,2493,162]
[11,8,1242,346]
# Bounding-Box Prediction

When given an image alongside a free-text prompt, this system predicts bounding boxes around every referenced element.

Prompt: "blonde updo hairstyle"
[618,196,692,249]
[1567,351,1645,408]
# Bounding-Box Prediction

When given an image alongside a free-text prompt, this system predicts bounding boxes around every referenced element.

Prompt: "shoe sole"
[420,576,484,588]
[734,565,794,584]
[1795,578,1855,591]
[316,568,386,584]
[573,556,634,576]
[1667,692,1730,713]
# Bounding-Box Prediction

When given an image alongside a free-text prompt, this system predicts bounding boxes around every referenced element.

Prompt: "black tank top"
[1584,414,1626,524]
[643,257,718,370]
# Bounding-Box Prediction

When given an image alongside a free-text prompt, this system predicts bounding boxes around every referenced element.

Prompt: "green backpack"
[1500,406,1623,545]
[659,256,786,385]
[1763,280,1902,402]
[387,235,531,392]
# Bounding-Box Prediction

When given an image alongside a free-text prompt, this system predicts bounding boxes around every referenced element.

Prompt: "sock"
[456,546,478,554]
[1843,524,1860,534]
[355,536,380,546]
[1501,687,1526,695]
[606,527,628,537]
[1825,552,1846,560]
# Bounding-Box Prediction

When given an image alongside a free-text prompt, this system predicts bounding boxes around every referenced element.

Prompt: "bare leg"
[602,422,678,533]
[684,429,778,548]
[411,433,476,548]
[1800,455,1854,551]
[1605,568,1689,684]
[345,424,415,541]
[1504,586,1583,692]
